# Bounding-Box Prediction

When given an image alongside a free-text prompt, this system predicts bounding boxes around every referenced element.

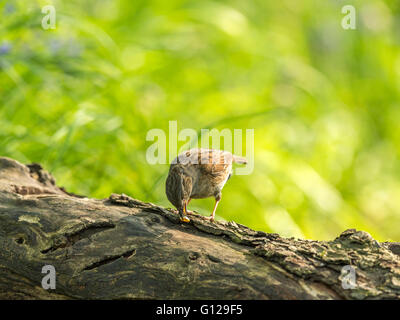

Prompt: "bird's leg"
[204,200,219,222]
[205,194,221,222]
[184,198,194,215]
[179,207,190,223]
[210,200,220,221]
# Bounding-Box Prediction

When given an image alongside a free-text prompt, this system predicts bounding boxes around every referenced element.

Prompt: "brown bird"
[165,148,247,222]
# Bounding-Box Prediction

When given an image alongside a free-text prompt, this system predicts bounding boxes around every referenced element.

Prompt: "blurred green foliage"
[1,0,400,241]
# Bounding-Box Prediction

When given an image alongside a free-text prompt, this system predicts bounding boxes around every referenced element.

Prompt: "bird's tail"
[232,155,247,164]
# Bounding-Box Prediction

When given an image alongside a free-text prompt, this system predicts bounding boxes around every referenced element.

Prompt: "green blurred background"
[1,0,400,241]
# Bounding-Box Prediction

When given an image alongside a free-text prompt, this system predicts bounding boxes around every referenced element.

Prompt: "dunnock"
[166,148,247,222]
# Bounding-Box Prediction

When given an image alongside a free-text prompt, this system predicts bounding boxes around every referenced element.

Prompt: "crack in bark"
[83,249,136,271]
[41,222,115,254]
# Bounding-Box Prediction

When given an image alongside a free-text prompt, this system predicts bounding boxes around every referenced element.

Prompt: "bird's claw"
[180,216,191,223]
[203,216,215,222]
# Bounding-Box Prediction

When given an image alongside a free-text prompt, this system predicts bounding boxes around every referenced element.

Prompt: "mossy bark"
[0,157,399,300]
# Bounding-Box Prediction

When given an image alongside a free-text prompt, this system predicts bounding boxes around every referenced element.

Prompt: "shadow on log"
[0,156,399,300]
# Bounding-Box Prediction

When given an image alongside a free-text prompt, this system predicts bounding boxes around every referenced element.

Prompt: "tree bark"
[0,156,399,300]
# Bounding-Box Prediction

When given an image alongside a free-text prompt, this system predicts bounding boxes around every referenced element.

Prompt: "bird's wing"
[175,148,235,179]
[197,149,233,178]
[174,149,231,164]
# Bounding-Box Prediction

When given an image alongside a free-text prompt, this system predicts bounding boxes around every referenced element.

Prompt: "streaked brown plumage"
[165,148,247,222]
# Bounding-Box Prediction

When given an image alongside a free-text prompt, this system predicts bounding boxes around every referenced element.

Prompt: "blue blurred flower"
[0,41,12,55]
[49,39,63,54]
[4,2,16,15]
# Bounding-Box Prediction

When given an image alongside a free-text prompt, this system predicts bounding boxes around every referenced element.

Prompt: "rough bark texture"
[0,156,399,300]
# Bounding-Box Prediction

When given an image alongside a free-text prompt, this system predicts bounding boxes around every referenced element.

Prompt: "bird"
[165,148,247,223]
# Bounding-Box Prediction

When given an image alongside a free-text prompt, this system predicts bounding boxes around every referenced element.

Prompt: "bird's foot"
[180,215,191,223]
[203,215,215,222]
[185,209,196,215]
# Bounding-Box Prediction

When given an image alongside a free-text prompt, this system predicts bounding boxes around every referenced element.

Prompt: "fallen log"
[0,156,399,299]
